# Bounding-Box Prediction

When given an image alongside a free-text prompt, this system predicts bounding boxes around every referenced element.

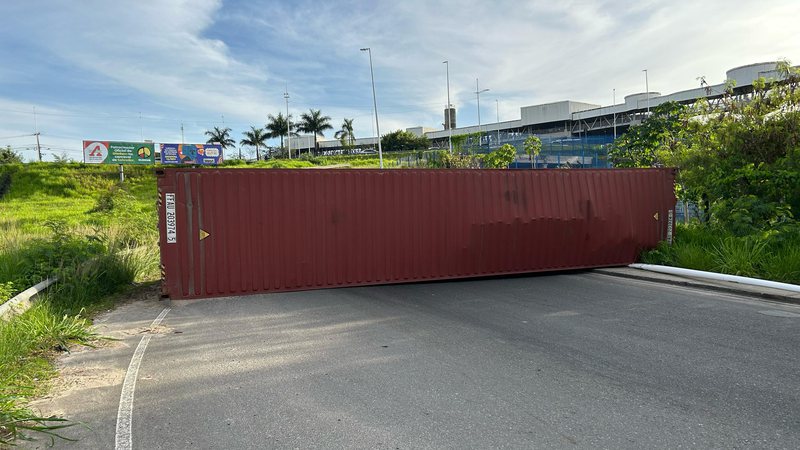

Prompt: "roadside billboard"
[160,143,223,165]
[82,141,155,165]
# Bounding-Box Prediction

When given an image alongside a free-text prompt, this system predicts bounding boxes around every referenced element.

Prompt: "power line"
[0,133,36,140]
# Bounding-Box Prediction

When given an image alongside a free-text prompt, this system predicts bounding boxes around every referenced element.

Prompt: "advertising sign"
[82,141,155,165]
[160,144,223,165]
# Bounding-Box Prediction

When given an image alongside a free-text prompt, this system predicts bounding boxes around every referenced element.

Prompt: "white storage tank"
[726,62,778,86]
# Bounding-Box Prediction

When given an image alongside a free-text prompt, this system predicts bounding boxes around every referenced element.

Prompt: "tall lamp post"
[475,78,489,148]
[612,88,617,140]
[443,60,453,154]
[284,88,291,159]
[361,47,384,169]
[495,99,500,146]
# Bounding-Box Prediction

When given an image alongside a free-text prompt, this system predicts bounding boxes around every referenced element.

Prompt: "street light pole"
[361,47,383,169]
[284,87,291,159]
[613,88,617,140]
[443,60,452,154]
[643,69,650,114]
[475,78,489,149]
[495,99,500,146]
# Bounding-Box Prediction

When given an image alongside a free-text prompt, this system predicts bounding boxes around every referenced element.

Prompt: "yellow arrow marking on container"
[653,212,659,221]
[199,229,210,241]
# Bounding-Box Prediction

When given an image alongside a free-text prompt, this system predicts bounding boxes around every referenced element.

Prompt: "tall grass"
[712,236,768,277]
[762,246,800,283]
[640,223,800,284]
[0,304,96,444]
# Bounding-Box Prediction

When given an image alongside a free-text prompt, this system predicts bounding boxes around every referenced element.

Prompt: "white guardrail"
[0,278,57,320]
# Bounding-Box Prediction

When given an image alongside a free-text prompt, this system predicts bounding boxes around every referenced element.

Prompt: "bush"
[428,152,481,169]
[381,130,430,152]
[481,144,517,169]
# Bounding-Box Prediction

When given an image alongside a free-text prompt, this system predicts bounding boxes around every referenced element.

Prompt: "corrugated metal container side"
[157,168,676,300]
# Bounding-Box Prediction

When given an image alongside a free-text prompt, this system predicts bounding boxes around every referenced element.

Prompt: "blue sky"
[1,0,798,161]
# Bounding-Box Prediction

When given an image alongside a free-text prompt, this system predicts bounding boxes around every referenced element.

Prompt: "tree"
[676,61,800,234]
[240,126,269,161]
[381,130,430,152]
[608,101,689,168]
[204,127,236,152]
[481,143,517,168]
[609,59,800,234]
[450,132,482,153]
[296,109,333,156]
[52,151,73,164]
[265,112,294,152]
[523,135,542,168]
[334,118,356,152]
[0,146,22,164]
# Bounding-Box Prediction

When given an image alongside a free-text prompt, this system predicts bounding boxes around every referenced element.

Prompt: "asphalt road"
[37,272,800,449]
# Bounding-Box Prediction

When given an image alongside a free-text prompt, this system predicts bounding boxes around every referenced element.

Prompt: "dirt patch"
[34,366,125,403]
[111,323,174,338]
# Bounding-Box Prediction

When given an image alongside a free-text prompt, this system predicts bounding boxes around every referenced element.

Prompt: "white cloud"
[1,0,798,145]
[21,0,275,121]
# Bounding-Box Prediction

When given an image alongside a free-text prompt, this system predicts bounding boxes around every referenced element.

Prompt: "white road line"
[115,307,171,450]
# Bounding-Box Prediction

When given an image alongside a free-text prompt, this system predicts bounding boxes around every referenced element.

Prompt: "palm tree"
[240,126,269,161]
[297,109,333,156]
[334,118,356,152]
[265,112,295,152]
[204,127,236,154]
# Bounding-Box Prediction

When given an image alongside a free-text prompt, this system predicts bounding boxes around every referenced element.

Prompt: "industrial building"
[290,62,785,167]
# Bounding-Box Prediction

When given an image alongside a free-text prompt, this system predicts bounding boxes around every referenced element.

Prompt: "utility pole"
[139,112,143,141]
[181,123,185,144]
[35,132,42,162]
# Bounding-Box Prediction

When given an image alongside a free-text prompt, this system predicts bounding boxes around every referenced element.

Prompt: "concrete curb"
[630,263,800,293]
[0,278,57,320]
[593,268,800,306]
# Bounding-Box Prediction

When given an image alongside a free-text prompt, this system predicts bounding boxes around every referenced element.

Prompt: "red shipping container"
[157,168,675,300]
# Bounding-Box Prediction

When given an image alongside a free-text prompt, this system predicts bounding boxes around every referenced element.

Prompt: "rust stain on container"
[157,168,676,300]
